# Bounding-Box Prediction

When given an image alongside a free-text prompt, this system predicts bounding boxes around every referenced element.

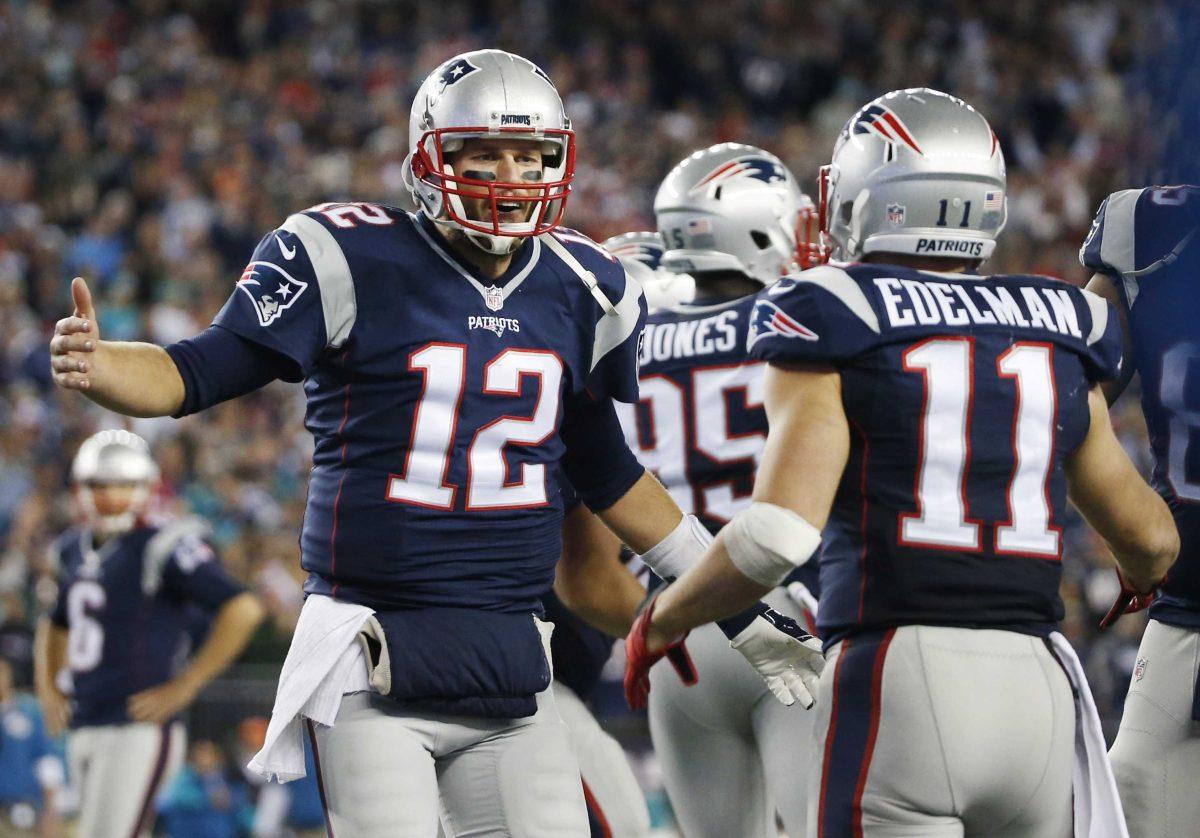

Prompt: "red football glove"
[624,593,696,710]
[1099,569,1159,628]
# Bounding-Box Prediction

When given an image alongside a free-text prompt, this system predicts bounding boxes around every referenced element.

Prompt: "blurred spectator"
[158,739,254,838]
[0,655,64,837]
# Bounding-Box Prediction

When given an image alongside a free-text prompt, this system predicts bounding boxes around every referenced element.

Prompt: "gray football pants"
[808,625,1076,838]
[648,587,817,838]
[1109,619,1200,837]
[309,687,589,837]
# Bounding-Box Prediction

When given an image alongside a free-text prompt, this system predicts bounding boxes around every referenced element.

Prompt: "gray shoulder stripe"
[591,265,644,372]
[1081,288,1109,346]
[792,266,880,334]
[282,213,357,348]
[1098,189,1142,277]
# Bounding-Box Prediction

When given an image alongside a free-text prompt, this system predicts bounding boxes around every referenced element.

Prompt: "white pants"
[68,721,186,838]
[648,587,817,838]
[809,625,1075,837]
[309,687,589,837]
[553,681,651,837]
[1109,619,1200,837]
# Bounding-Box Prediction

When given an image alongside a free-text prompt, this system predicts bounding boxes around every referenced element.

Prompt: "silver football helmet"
[71,430,159,535]
[654,143,819,287]
[820,88,1007,263]
[405,49,574,255]
[602,232,695,308]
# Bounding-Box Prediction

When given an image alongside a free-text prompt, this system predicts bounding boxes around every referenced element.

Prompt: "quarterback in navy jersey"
[1082,184,1200,836]
[49,50,819,836]
[614,143,825,838]
[33,431,264,838]
[628,89,1177,837]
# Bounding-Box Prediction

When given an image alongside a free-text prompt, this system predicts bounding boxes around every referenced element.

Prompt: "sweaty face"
[445,138,544,226]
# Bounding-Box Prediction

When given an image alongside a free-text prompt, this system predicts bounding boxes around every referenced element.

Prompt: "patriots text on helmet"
[913,238,986,257]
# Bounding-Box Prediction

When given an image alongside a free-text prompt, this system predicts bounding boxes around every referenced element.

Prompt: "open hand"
[50,277,100,391]
[128,677,198,723]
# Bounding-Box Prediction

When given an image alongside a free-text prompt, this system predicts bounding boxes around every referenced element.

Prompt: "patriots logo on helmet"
[849,104,924,155]
[439,58,480,88]
[747,300,819,348]
[237,261,308,327]
[607,241,665,269]
[691,156,787,194]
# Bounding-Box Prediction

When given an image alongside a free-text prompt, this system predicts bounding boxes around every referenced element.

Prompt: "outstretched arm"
[51,278,185,416]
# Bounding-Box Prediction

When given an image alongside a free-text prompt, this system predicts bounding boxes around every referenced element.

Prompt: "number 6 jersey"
[211,204,645,613]
[749,264,1122,644]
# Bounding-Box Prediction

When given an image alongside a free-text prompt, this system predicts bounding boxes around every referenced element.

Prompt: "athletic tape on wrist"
[724,502,821,587]
[638,514,714,580]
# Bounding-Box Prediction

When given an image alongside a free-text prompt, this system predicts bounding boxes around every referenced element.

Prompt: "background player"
[34,430,264,837]
[627,89,1178,836]
[1081,184,1200,837]
[47,50,818,836]
[618,142,825,838]
[602,231,695,309]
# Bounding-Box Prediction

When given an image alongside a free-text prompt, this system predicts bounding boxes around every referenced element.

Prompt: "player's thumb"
[71,276,97,322]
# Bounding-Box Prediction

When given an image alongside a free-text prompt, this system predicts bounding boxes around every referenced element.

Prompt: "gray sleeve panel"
[141,517,211,596]
[281,213,357,348]
[1097,188,1142,278]
[793,266,881,334]
[1081,288,1109,347]
[590,265,645,372]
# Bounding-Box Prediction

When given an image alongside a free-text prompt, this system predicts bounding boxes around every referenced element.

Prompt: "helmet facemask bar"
[412,126,576,240]
[795,196,830,269]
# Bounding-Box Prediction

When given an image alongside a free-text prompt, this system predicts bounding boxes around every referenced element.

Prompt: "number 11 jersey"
[212,204,645,613]
[749,264,1122,644]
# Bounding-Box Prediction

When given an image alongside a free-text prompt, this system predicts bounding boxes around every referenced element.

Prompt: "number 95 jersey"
[212,204,645,613]
[1082,185,1200,627]
[749,264,1122,644]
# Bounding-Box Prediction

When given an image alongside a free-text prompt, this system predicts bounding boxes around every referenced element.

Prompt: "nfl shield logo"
[886,203,906,225]
[484,285,504,312]
[1134,657,1148,682]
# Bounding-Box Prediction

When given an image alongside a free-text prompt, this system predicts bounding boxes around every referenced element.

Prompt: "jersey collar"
[412,213,541,307]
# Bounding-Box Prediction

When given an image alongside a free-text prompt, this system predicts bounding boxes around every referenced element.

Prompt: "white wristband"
[638,514,714,579]
[724,502,821,587]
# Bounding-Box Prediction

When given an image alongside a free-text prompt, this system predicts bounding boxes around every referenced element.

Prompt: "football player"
[626,89,1178,836]
[602,231,695,309]
[1081,184,1200,836]
[618,142,825,838]
[33,430,264,837]
[48,50,818,836]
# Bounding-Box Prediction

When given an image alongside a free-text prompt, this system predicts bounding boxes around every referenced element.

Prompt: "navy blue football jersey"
[1082,185,1200,627]
[616,294,819,595]
[212,203,645,613]
[48,520,243,727]
[750,264,1122,644]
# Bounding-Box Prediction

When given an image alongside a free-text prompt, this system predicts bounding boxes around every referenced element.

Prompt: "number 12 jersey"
[750,264,1122,644]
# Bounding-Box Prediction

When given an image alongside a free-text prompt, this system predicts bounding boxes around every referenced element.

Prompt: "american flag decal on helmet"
[691,156,787,194]
[851,104,924,155]
[748,300,819,348]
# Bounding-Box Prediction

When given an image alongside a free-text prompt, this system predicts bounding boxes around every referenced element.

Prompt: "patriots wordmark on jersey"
[213,202,645,613]
[1083,185,1200,627]
[48,520,243,727]
[749,264,1122,644]
[616,294,820,596]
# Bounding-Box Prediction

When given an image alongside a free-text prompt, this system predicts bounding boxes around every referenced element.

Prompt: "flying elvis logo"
[850,104,924,155]
[747,300,818,348]
[691,156,787,195]
[237,262,308,326]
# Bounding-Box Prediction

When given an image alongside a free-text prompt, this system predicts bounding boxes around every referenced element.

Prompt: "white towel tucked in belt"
[1048,631,1129,838]
[248,595,374,782]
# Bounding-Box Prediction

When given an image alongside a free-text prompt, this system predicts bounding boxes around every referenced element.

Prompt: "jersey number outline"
[386,344,563,510]
[899,338,1061,557]
[621,361,766,522]
[66,580,106,673]
[1161,342,1200,502]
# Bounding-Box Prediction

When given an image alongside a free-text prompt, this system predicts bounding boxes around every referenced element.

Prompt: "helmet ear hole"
[840,201,854,225]
[750,230,772,250]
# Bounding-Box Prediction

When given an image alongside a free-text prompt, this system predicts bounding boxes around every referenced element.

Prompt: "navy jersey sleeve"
[160,532,245,612]
[1079,288,1124,383]
[748,265,883,366]
[551,230,647,403]
[212,212,357,376]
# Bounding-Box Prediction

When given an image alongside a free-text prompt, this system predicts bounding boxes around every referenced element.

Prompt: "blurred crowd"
[0,0,1187,833]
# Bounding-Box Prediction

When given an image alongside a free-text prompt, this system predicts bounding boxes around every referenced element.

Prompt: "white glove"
[729,609,825,708]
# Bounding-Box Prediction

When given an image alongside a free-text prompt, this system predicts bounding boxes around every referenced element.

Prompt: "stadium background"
[0,0,1194,834]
